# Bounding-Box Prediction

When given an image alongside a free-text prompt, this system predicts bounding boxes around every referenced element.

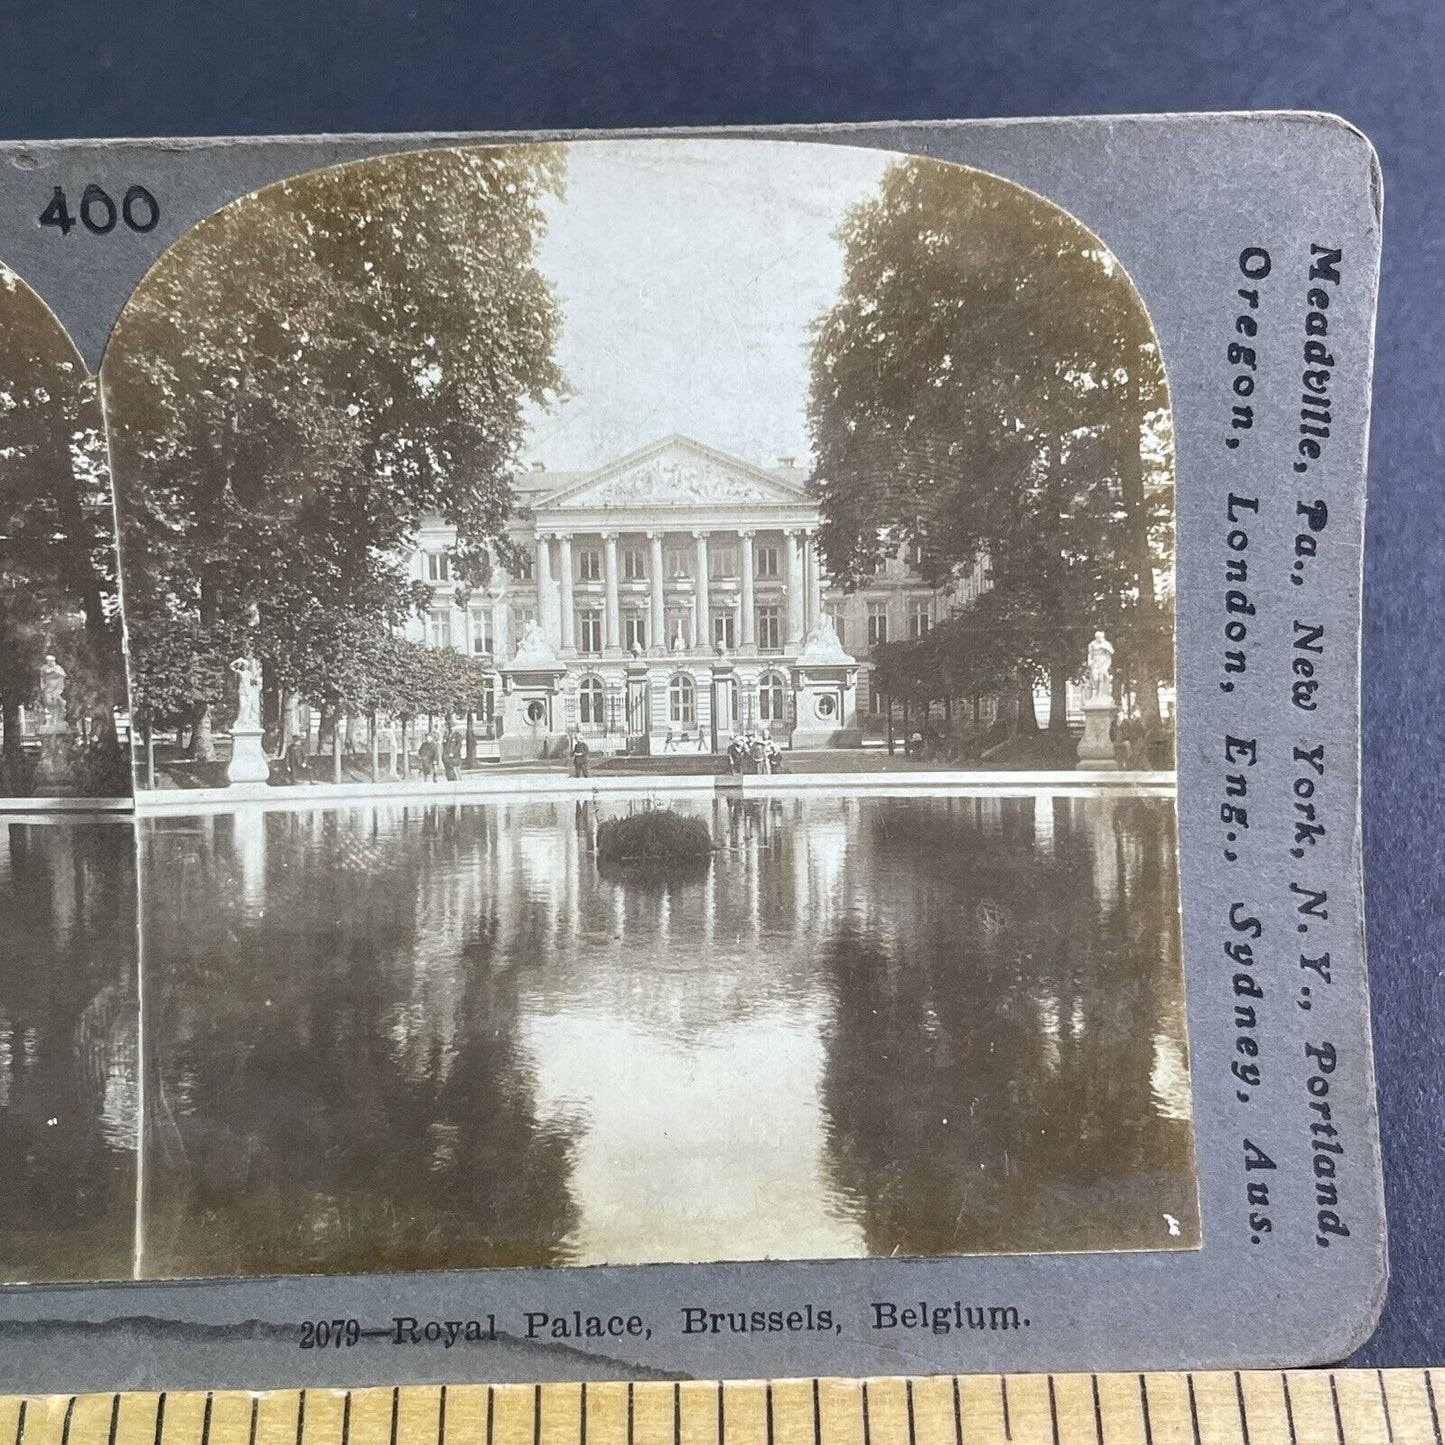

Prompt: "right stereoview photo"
[80,136,1194,1282]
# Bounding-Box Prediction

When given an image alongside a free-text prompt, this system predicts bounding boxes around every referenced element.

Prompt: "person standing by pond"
[571,733,591,778]
[417,730,438,783]
[442,728,461,781]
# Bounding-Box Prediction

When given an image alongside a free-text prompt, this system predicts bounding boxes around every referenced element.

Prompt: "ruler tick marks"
[1090,1374,1104,1445]
[154,1394,168,1445]
[60,1398,76,1445]
[1234,1373,1250,1445]
[812,1380,821,1445]
[247,1395,257,1445]
[1376,1370,1394,1443]
[390,1389,400,1445]
[906,1381,916,1445]
[12,1399,24,1445]
[1046,1378,1059,1445]
[1280,1375,1297,1445]
[952,1376,963,1445]
[296,1390,307,1445]
[341,1393,352,1445]
[716,1384,724,1445]
[535,1385,543,1445]
[1186,1374,1201,1445]
[107,1396,120,1445]
[672,1385,680,1445]
[764,1386,774,1445]
[201,1395,213,1445]
[487,1388,495,1445]
[860,1383,870,1445]
[999,1378,1012,1443]
[1137,1375,1153,1445]
[626,1385,633,1445]
[1328,1374,1344,1445]
[1426,1371,1443,1445]
[438,1387,447,1445]
[579,1384,586,1445]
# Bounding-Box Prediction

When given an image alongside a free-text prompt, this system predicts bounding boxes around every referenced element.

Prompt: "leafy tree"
[103,144,566,757]
[809,158,1174,727]
[0,266,127,793]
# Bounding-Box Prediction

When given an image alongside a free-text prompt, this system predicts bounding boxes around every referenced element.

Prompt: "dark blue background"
[2,0,1440,1367]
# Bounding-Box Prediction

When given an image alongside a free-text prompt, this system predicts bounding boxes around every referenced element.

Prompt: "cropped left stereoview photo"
[0,267,131,802]
[0,137,1197,1284]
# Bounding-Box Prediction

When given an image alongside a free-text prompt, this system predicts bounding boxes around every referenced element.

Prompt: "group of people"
[1113,706,1174,770]
[725,730,784,775]
[415,728,465,781]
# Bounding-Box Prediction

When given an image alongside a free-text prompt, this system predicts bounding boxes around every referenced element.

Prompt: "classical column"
[804,528,823,634]
[739,528,756,653]
[602,531,621,655]
[558,533,576,654]
[535,533,556,648]
[648,530,665,655]
[784,528,805,647]
[491,593,509,659]
[693,530,711,651]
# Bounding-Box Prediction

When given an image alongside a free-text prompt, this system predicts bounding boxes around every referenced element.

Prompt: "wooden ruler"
[0,1373,1438,1445]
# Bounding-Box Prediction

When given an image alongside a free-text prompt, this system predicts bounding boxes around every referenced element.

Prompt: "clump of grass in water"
[596,808,714,862]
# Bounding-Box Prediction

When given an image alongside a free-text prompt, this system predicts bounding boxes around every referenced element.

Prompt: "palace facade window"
[665,547,692,578]
[513,553,534,582]
[754,542,781,580]
[909,599,933,639]
[425,551,451,583]
[578,609,603,655]
[669,673,696,726]
[427,609,453,649]
[664,607,691,650]
[469,610,493,654]
[713,612,736,650]
[758,671,787,725]
[625,615,648,652]
[577,547,602,582]
[757,605,782,652]
[870,680,888,714]
[709,545,738,579]
[868,602,889,646]
[622,546,647,581]
[578,675,605,727]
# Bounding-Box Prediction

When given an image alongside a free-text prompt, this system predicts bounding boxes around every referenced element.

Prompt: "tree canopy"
[808,157,1174,721]
[103,143,567,736]
[0,266,127,791]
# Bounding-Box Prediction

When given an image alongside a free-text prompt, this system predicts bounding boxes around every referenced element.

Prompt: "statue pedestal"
[790,664,862,748]
[226,723,271,784]
[32,723,76,794]
[499,665,568,761]
[1076,696,1118,769]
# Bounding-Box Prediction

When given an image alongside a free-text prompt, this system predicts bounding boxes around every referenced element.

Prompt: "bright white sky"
[518,138,891,474]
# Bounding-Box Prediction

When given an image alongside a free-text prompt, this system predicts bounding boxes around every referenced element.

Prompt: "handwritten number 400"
[39,184,159,236]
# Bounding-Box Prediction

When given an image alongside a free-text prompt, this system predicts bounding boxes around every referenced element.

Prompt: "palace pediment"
[535,435,811,513]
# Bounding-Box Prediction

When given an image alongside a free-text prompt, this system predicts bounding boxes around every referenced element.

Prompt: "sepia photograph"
[2,136,1195,1283]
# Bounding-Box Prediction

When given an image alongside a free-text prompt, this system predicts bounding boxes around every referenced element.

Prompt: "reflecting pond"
[0,792,1198,1282]
[137,790,1198,1277]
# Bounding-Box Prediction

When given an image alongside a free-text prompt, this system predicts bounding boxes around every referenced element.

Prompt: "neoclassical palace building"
[402,436,983,756]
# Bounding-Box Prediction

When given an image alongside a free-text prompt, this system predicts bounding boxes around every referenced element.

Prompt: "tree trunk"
[145,724,156,791]
[1048,664,1070,733]
[1121,342,1164,728]
[886,698,895,756]
[401,720,412,780]
[1015,680,1039,733]
[191,704,216,762]
[369,712,379,783]
[332,717,343,785]
[465,709,477,766]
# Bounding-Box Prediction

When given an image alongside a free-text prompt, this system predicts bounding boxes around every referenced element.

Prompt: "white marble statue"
[513,617,557,665]
[230,656,263,728]
[1086,630,1115,701]
[797,613,851,663]
[37,654,66,726]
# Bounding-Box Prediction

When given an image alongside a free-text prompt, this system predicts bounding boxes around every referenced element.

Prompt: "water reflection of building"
[399,436,980,749]
[132,791,1194,1275]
